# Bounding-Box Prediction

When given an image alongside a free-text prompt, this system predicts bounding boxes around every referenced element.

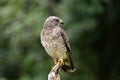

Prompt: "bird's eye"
[54,19,59,22]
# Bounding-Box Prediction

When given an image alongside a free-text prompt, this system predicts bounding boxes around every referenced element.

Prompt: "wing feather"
[60,29,71,52]
[58,28,75,72]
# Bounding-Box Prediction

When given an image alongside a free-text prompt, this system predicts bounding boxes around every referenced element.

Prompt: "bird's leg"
[54,59,58,64]
[58,59,64,66]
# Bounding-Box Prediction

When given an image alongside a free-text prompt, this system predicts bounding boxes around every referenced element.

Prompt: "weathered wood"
[48,62,61,80]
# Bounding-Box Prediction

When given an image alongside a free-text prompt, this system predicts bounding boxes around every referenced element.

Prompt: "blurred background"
[0,0,120,80]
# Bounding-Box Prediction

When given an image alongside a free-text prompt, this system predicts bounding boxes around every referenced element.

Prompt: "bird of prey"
[41,16,75,72]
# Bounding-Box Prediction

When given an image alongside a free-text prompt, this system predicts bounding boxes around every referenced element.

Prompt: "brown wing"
[60,29,71,52]
[59,28,75,72]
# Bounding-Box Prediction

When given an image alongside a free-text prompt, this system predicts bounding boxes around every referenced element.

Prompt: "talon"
[58,59,64,66]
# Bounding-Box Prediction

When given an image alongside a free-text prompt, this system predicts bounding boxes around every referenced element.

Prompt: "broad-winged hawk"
[41,16,75,72]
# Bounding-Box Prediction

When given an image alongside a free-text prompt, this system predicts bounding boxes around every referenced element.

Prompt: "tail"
[61,52,75,72]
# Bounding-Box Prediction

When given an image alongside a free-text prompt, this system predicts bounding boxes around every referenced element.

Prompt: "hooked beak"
[60,19,64,24]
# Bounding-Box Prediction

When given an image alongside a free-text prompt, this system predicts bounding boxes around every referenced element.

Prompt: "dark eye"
[54,19,59,22]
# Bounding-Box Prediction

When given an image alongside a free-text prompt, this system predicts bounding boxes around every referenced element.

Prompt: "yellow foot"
[58,59,64,66]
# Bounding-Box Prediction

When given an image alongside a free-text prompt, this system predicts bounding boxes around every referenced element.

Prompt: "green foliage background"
[0,0,120,80]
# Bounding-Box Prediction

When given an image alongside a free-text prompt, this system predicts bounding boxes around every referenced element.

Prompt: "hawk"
[41,16,75,72]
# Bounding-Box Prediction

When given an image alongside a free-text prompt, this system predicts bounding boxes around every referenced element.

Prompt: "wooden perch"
[48,62,61,80]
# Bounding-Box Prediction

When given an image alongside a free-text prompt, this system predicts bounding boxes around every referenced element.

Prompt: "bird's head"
[44,16,64,28]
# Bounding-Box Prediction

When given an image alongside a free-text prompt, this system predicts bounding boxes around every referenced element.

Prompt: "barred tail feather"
[61,52,75,72]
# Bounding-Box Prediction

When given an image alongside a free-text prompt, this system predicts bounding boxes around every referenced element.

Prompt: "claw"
[58,59,64,66]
